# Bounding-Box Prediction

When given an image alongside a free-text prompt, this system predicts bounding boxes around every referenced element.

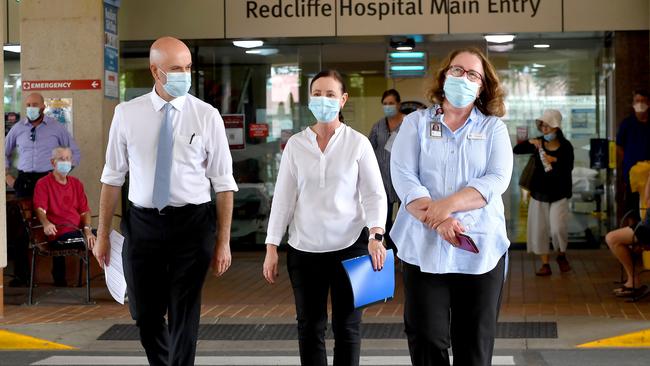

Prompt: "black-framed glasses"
[30,126,36,142]
[448,65,483,83]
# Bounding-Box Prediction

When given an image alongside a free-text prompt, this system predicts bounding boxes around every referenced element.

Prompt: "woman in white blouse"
[262,69,387,366]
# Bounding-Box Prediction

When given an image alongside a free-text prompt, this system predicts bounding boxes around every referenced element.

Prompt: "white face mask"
[633,102,648,113]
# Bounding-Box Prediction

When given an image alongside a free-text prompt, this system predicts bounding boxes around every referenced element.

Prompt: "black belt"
[131,202,209,216]
[18,170,50,175]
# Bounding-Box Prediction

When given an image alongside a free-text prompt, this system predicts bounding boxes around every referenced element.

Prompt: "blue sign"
[104,47,118,73]
[104,4,118,34]
[103,0,121,9]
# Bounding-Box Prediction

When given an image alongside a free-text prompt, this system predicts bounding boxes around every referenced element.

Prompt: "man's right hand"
[6,174,15,188]
[92,234,111,268]
[43,222,57,237]
[263,244,279,284]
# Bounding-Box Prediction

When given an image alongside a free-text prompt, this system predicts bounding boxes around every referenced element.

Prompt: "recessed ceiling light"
[532,63,546,68]
[484,34,515,44]
[245,48,278,56]
[233,40,264,48]
[534,44,550,49]
[487,44,514,52]
[3,45,21,53]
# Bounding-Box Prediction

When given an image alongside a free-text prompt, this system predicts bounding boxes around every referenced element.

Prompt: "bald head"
[25,92,45,108]
[150,37,191,67]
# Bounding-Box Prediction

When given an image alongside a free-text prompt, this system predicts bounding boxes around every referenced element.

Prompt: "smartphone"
[456,233,479,254]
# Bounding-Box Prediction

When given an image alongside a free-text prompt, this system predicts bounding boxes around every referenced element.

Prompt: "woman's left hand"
[368,239,387,271]
[435,218,465,246]
[546,155,557,163]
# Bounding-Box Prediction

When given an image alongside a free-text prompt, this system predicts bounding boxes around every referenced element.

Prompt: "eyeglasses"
[30,126,36,142]
[447,65,483,83]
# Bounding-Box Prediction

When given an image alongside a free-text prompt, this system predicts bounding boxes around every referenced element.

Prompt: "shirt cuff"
[210,174,239,193]
[404,186,431,206]
[100,166,126,186]
[467,179,491,204]
[264,235,282,246]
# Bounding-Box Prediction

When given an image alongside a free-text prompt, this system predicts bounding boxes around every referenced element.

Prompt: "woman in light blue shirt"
[390,48,513,366]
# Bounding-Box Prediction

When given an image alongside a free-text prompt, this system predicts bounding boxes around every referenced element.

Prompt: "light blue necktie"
[152,103,173,210]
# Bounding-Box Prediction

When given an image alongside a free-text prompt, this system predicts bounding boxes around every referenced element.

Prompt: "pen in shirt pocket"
[189,133,195,144]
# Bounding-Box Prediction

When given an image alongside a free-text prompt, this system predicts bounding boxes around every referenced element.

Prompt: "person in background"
[33,147,96,287]
[5,92,81,197]
[606,171,650,296]
[514,109,574,276]
[263,70,387,366]
[4,92,81,287]
[616,89,650,221]
[390,47,512,366]
[369,89,405,252]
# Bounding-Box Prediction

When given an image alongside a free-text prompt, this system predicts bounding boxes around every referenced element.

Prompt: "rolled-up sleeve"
[390,114,431,205]
[466,120,513,203]
[358,139,387,230]
[265,141,297,245]
[100,105,129,186]
[206,110,238,193]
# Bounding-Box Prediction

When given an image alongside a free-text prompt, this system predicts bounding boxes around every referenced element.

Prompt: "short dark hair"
[381,89,401,103]
[633,89,649,98]
[310,70,347,122]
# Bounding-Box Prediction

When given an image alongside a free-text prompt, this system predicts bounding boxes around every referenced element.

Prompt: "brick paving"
[1,249,650,325]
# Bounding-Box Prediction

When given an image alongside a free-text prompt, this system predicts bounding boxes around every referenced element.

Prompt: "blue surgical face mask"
[543,132,556,142]
[56,161,72,175]
[308,96,340,123]
[443,75,480,108]
[160,70,191,98]
[26,107,41,121]
[383,105,398,118]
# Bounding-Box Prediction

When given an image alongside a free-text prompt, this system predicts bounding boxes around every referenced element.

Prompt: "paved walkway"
[1,249,650,326]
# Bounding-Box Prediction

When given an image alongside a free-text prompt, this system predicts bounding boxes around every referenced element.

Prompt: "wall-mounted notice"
[223,114,246,150]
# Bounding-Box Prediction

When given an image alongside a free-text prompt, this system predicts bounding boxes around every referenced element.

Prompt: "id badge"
[428,105,443,139]
[429,121,442,138]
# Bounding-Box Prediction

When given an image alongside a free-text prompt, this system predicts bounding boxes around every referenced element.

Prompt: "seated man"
[605,171,650,296]
[33,146,96,287]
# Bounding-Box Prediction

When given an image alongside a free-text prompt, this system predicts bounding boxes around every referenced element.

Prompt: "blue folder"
[341,249,395,308]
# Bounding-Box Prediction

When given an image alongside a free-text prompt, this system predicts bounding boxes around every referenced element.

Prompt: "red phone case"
[456,233,479,253]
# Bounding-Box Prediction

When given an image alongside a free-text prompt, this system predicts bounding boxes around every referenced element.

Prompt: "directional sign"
[22,79,102,91]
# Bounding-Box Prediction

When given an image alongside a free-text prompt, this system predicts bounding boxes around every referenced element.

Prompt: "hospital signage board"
[22,80,102,91]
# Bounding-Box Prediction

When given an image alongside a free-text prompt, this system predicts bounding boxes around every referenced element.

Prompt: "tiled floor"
[1,249,650,325]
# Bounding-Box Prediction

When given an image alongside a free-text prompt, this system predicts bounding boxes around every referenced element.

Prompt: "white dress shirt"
[265,124,387,253]
[101,88,238,208]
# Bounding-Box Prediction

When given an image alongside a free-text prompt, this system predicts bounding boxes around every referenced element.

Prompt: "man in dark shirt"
[617,89,650,220]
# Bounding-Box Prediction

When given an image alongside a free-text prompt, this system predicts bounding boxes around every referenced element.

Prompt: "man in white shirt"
[93,37,237,366]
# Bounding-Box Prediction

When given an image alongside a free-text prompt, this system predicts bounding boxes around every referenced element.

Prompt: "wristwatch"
[83,225,92,231]
[368,233,384,242]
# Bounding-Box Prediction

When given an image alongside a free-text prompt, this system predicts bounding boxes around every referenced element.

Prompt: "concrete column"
[1,0,7,318]
[19,0,119,280]
[20,0,117,219]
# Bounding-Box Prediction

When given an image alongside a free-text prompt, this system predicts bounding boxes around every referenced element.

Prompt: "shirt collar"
[306,123,346,140]
[150,86,187,112]
[20,115,49,126]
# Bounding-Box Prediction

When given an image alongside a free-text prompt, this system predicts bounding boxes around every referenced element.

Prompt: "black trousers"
[403,255,506,366]
[14,171,49,198]
[122,203,215,366]
[9,171,49,282]
[287,229,369,366]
